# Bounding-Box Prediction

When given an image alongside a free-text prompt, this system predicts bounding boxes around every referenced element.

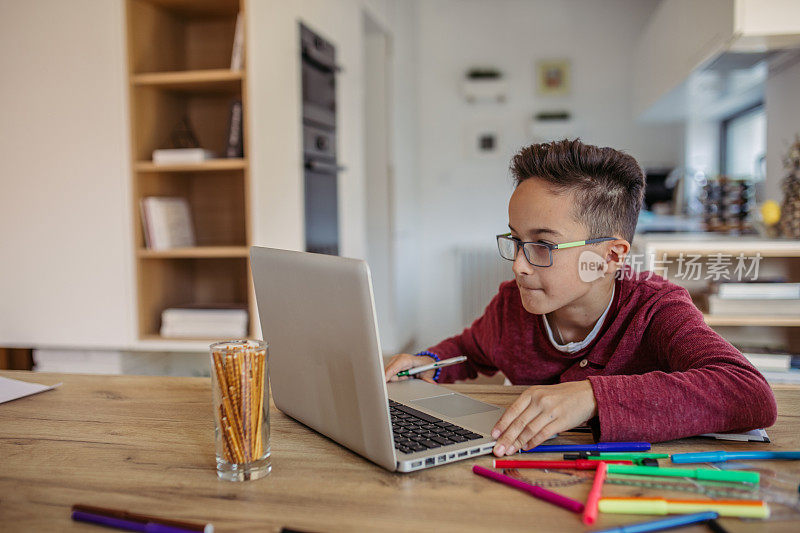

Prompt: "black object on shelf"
[466,68,501,80]
[643,168,675,211]
[225,99,243,158]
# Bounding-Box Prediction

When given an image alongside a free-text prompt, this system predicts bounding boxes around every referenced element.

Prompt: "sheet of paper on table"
[699,429,770,442]
[0,376,61,405]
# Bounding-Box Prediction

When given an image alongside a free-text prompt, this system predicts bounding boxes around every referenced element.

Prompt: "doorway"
[363,12,398,352]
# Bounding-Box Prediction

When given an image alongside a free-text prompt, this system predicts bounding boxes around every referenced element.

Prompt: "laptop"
[250,246,504,472]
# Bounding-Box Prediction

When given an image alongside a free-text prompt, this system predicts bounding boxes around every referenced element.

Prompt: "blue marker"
[671,450,800,464]
[591,511,719,533]
[521,442,650,453]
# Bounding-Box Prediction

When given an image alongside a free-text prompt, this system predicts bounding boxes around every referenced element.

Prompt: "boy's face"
[507,177,618,315]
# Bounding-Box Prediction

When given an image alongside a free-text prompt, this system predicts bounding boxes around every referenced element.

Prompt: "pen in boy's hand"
[396,356,467,377]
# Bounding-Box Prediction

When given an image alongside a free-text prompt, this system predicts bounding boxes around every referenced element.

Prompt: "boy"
[384,139,777,458]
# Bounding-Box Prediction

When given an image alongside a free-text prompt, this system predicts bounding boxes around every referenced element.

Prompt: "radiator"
[456,246,515,327]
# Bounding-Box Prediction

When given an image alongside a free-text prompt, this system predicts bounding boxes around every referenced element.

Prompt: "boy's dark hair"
[510,139,645,243]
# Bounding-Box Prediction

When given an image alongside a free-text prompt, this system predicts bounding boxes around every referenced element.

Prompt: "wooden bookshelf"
[633,233,800,355]
[137,246,249,259]
[126,0,254,343]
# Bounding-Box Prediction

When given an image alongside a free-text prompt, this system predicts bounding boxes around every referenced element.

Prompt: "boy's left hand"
[491,380,598,456]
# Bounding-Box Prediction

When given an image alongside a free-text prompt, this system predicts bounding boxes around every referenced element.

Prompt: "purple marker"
[71,510,202,533]
[72,511,146,532]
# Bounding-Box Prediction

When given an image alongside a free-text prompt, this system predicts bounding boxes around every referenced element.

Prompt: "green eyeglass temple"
[496,232,616,267]
[551,238,615,249]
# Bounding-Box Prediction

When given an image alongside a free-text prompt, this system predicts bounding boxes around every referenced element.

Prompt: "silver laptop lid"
[250,246,396,471]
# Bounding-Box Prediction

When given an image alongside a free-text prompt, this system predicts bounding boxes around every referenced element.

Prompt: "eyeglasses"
[496,232,616,267]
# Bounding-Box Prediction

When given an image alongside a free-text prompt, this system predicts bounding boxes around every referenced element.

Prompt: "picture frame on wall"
[536,59,570,96]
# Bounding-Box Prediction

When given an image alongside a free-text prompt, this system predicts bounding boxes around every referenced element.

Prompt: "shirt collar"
[542,282,616,354]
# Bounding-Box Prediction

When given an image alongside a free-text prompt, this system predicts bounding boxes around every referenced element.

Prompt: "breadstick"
[224,353,244,438]
[240,353,251,461]
[249,353,258,454]
[219,408,233,462]
[223,416,245,463]
[213,352,239,461]
[254,349,265,457]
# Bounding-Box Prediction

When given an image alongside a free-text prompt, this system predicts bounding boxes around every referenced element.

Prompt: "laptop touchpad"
[411,394,497,418]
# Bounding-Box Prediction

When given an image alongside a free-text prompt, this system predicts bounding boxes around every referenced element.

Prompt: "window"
[720,104,766,179]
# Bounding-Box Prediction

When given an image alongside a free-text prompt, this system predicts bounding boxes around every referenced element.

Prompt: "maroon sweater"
[428,269,777,442]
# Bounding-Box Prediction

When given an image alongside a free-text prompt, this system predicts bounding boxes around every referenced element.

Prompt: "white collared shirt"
[542,284,615,354]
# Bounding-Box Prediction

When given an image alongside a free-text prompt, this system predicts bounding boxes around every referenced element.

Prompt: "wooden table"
[2,371,799,532]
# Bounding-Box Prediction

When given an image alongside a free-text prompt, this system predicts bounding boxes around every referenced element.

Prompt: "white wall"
[364,2,420,353]
[387,1,420,352]
[0,0,134,349]
[412,0,684,349]
[765,54,800,204]
[247,0,419,352]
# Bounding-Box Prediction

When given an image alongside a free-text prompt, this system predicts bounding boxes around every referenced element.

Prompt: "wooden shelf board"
[651,248,800,258]
[704,315,800,327]
[136,336,220,352]
[138,332,260,351]
[136,159,246,172]
[635,234,800,257]
[137,246,249,259]
[139,0,240,17]
[132,69,243,92]
[136,335,252,352]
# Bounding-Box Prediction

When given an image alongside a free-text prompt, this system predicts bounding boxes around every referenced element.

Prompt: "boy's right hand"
[384,353,436,384]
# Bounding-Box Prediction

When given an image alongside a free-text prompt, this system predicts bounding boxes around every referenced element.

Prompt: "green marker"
[564,452,669,465]
[605,463,759,484]
[565,452,670,460]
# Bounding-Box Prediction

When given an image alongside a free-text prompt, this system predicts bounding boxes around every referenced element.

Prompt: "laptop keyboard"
[389,399,484,455]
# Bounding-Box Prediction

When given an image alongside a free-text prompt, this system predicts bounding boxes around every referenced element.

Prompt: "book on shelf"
[152,148,215,165]
[706,294,800,315]
[735,345,800,384]
[225,98,244,158]
[716,280,800,300]
[140,197,195,250]
[160,304,248,339]
[743,352,792,372]
[230,12,244,71]
[758,369,800,384]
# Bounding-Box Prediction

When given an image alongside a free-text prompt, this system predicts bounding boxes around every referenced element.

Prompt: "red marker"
[493,459,633,470]
[582,460,608,525]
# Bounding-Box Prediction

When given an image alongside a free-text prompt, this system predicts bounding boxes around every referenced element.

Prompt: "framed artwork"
[536,59,570,96]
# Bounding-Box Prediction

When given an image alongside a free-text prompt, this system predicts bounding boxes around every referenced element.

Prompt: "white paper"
[699,428,770,442]
[0,376,61,404]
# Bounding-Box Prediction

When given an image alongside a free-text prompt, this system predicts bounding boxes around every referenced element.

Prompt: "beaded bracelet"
[414,350,441,382]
